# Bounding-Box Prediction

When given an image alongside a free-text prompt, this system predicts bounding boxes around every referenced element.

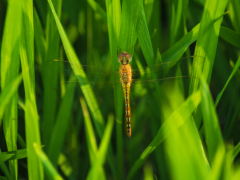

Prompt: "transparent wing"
[46,56,204,93]
[45,60,120,79]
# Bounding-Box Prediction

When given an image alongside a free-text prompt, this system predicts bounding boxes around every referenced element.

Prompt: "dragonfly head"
[118,51,132,65]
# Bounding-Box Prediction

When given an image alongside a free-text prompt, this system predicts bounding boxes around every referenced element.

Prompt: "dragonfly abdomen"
[119,64,132,138]
[123,83,131,138]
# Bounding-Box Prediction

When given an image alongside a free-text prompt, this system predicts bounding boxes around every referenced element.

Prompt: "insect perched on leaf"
[48,52,204,139]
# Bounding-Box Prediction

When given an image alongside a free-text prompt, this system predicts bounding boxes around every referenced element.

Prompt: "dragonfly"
[49,52,202,139]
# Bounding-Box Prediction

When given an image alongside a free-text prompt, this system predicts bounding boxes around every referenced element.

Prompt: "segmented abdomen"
[123,83,131,138]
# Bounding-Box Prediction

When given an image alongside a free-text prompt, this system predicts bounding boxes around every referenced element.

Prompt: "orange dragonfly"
[49,52,202,139]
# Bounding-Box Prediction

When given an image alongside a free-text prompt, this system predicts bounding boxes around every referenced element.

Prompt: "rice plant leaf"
[0,0,21,178]
[207,145,225,180]
[192,0,228,87]
[42,0,62,148]
[200,74,225,164]
[34,143,63,180]
[161,23,200,63]
[228,0,240,34]
[80,98,106,180]
[47,74,76,167]
[170,0,188,45]
[0,150,11,180]
[87,0,107,22]
[219,26,240,49]
[105,0,122,178]
[47,0,117,177]
[231,142,240,162]
[215,56,240,107]
[86,115,114,180]
[119,0,142,51]
[137,4,154,65]
[0,76,22,126]
[0,148,28,162]
[0,154,14,164]
[34,9,46,65]
[127,90,202,180]
[20,0,43,179]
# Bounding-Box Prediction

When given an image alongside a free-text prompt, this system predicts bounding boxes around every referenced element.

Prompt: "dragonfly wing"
[132,56,205,78]
[45,60,120,79]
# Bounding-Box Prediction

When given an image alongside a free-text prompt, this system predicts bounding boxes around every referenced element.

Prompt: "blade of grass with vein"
[34,9,46,65]
[0,149,11,180]
[200,74,225,164]
[162,23,200,63]
[47,0,117,177]
[80,97,106,180]
[105,0,122,178]
[0,0,21,178]
[34,143,63,180]
[86,115,114,180]
[20,0,43,179]
[42,0,62,148]
[170,0,188,45]
[0,76,22,126]
[228,0,240,34]
[0,148,27,162]
[208,145,225,180]
[0,154,14,164]
[219,27,240,49]
[192,0,228,86]
[232,142,240,161]
[191,0,228,129]
[137,4,155,65]
[215,56,240,107]
[143,163,154,180]
[119,0,142,51]
[87,0,107,23]
[127,90,202,180]
[47,74,76,167]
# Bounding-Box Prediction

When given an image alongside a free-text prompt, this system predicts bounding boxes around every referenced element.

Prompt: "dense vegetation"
[0,0,240,179]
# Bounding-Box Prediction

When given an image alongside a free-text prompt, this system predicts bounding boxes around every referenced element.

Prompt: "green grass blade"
[47,0,117,177]
[42,0,62,148]
[0,0,21,178]
[105,0,122,178]
[191,0,228,129]
[208,145,225,180]
[80,97,106,180]
[47,0,104,140]
[20,0,43,179]
[127,90,202,180]
[86,115,114,180]
[87,0,107,23]
[119,0,142,51]
[232,142,240,161]
[0,150,11,180]
[200,74,225,164]
[137,4,155,65]
[162,23,200,63]
[0,154,14,164]
[0,76,22,126]
[170,0,188,45]
[34,143,63,180]
[192,0,228,85]
[215,56,240,107]
[47,74,76,167]
[143,163,154,180]
[227,0,240,34]
[34,9,46,65]
[0,148,27,162]
[219,27,240,49]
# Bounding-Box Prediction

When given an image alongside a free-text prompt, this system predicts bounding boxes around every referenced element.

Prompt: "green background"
[0,0,240,179]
